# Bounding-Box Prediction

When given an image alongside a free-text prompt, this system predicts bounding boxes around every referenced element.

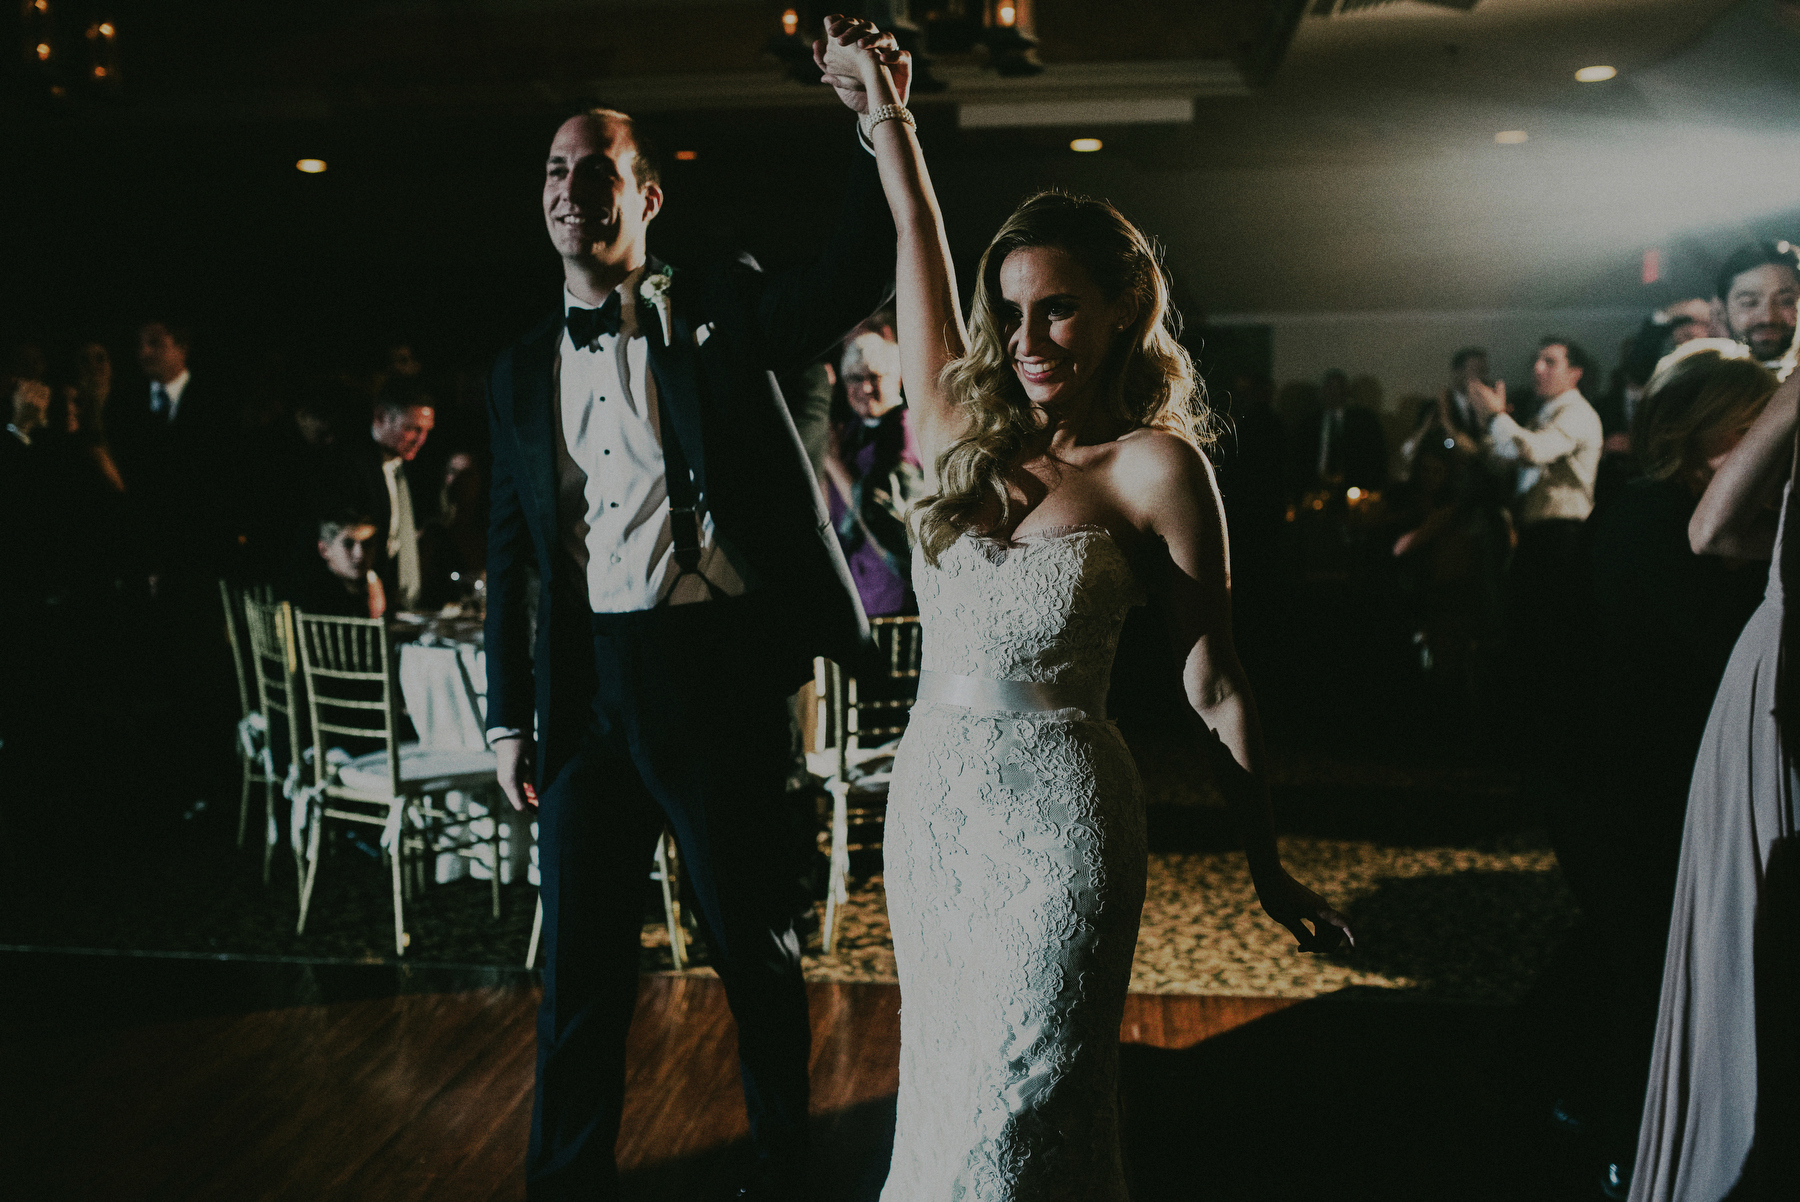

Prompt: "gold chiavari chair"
[241,597,305,886]
[293,611,498,955]
[809,615,923,954]
[218,580,274,855]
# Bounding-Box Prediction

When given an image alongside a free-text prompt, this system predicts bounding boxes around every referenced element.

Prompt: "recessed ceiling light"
[1495,130,1529,144]
[296,159,327,173]
[1070,137,1102,153]
[1575,65,1617,82]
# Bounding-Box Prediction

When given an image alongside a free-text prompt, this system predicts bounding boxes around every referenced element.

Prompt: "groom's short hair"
[567,106,664,190]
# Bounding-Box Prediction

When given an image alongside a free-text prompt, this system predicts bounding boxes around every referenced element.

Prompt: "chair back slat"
[244,598,305,773]
[811,616,925,775]
[873,615,923,679]
[219,580,256,721]
[848,615,922,753]
[295,611,402,796]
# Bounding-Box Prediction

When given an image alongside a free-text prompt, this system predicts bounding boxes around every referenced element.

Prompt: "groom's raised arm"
[746,149,900,376]
[740,28,911,375]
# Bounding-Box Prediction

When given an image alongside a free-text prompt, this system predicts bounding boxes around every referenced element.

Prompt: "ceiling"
[5,0,1798,364]
[1025,0,1800,315]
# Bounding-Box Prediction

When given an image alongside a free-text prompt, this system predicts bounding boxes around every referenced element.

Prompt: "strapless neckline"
[960,523,1128,566]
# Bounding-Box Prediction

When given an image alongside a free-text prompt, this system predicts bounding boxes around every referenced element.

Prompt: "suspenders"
[653,336,723,604]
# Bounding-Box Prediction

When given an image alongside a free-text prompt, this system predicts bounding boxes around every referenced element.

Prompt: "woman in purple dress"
[819,313,923,617]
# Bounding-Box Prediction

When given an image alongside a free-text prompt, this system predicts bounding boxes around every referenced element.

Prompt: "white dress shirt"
[554,278,748,612]
[381,457,405,557]
[151,370,191,422]
[1485,388,1604,525]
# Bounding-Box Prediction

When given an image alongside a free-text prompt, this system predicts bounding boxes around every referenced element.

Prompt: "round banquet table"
[389,615,537,887]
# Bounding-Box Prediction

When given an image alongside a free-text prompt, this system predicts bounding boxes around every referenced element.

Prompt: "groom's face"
[543,115,662,268]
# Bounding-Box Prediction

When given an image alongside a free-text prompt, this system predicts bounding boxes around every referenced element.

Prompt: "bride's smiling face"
[998,245,1134,413]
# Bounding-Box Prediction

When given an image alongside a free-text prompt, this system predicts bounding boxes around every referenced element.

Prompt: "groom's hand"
[814,15,911,112]
[494,735,537,811]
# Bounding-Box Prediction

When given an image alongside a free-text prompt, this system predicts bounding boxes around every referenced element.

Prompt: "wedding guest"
[1630,339,1800,1202]
[1714,240,1800,371]
[288,511,386,619]
[46,342,130,597]
[56,341,126,494]
[1470,340,1603,696]
[114,318,232,597]
[821,315,922,616]
[417,450,488,608]
[1397,350,1513,543]
[1398,348,1489,475]
[1564,343,1774,1195]
[1291,367,1386,493]
[1211,372,1289,685]
[2,376,51,558]
[2,373,53,744]
[321,382,435,612]
[1603,300,1722,456]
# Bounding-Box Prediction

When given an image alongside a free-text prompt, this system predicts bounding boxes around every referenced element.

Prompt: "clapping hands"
[814,14,911,113]
[1469,375,1508,418]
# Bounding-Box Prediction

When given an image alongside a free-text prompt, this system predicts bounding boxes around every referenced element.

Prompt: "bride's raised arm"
[816,16,968,473]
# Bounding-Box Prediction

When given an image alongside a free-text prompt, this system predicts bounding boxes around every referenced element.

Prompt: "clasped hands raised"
[813,14,911,111]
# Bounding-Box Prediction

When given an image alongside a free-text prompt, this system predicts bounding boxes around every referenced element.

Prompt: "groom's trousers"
[526,592,811,1200]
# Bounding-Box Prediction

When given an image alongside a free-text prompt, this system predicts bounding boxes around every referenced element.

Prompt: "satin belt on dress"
[915,669,1107,720]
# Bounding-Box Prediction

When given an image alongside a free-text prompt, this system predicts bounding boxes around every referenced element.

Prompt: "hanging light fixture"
[765,5,822,85]
[978,0,1041,78]
[84,18,120,87]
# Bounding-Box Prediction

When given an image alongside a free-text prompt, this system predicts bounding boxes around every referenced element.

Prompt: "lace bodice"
[914,526,1146,695]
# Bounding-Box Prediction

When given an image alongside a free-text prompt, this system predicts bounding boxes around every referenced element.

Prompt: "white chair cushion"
[336,743,497,794]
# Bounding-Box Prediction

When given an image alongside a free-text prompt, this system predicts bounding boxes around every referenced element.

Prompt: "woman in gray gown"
[1629,358,1800,1202]
[815,17,1354,1200]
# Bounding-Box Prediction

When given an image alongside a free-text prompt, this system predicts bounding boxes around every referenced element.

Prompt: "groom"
[485,47,908,1202]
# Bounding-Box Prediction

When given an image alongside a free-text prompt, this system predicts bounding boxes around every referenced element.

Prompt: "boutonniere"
[640,266,674,344]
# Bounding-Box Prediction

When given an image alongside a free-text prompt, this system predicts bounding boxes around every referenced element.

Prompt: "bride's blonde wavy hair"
[914,190,1215,565]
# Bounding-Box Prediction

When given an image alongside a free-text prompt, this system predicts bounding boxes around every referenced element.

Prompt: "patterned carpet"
[639,835,1575,1004]
[641,739,1579,1004]
[3,727,1576,1004]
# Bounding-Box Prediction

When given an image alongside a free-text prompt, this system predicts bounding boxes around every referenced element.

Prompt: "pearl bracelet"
[859,103,916,140]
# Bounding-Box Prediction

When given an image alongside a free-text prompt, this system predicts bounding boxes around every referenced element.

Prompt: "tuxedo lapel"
[642,275,708,496]
[511,318,560,536]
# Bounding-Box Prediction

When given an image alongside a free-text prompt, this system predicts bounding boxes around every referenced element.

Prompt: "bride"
[815,16,1354,1200]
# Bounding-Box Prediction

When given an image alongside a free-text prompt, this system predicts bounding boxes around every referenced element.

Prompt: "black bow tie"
[566,292,623,348]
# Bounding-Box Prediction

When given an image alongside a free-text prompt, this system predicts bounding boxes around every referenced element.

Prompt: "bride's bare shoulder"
[1110,427,1216,493]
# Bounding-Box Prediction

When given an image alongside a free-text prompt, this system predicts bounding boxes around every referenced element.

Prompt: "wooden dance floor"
[1,949,1589,1200]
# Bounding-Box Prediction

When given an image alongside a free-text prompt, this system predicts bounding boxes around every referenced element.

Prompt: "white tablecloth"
[396,641,537,886]
[398,642,489,750]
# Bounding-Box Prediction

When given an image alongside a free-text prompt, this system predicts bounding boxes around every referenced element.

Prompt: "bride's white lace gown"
[881,526,1148,1202]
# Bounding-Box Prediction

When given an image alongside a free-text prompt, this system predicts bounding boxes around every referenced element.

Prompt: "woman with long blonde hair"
[817,17,1351,1199]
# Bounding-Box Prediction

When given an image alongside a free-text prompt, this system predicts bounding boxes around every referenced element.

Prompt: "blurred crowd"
[1203,238,1798,1200]
[5,240,1795,765]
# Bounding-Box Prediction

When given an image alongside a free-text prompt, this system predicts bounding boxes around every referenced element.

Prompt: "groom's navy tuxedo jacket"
[484,154,895,789]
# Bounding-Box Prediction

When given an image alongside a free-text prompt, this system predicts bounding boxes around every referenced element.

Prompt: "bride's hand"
[1254,868,1355,952]
[814,14,912,113]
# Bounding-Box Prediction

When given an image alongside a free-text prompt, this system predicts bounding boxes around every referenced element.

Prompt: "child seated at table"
[288,510,387,619]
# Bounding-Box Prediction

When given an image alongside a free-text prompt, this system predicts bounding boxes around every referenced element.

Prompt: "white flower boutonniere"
[640,266,674,345]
